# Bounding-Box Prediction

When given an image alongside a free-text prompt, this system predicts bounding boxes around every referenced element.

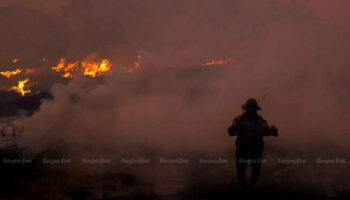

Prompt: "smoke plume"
[1,0,350,196]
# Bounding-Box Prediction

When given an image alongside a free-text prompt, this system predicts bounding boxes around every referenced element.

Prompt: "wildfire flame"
[201,57,235,66]
[52,58,112,78]
[10,78,31,96]
[1,68,36,79]
[0,69,23,79]
[0,55,237,97]
[63,72,74,78]
[82,59,111,78]
[51,58,66,72]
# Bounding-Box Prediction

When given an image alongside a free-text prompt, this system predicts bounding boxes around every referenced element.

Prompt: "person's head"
[241,98,261,114]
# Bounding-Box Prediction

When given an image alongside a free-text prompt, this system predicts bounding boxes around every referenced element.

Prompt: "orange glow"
[134,55,141,69]
[0,69,23,79]
[128,55,141,73]
[25,68,35,75]
[10,78,31,96]
[201,57,235,66]
[11,58,19,63]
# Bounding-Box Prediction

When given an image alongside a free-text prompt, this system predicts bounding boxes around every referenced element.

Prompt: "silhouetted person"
[228,98,278,190]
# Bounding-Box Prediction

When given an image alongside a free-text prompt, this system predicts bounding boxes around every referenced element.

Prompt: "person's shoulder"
[257,114,269,126]
[234,115,242,120]
[257,114,266,121]
[234,113,246,120]
[233,114,244,123]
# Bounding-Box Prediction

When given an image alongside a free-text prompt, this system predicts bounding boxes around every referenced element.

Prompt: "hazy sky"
[0,0,347,154]
[0,0,70,14]
[0,0,348,194]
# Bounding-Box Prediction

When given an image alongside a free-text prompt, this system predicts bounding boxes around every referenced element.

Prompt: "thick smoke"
[1,0,350,196]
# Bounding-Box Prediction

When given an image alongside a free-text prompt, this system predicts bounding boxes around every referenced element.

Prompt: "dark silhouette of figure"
[228,98,278,190]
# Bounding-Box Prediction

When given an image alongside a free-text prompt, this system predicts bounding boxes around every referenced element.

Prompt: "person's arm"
[228,116,240,136]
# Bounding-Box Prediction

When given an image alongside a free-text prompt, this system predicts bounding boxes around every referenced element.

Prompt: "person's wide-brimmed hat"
[241,98,261,111]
